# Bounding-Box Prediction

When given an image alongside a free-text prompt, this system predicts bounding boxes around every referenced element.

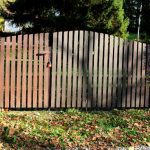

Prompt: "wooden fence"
[0,30,150,109]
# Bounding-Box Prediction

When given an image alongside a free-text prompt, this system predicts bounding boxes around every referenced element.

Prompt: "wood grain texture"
[44,33,50,108]
[38,33,44,108]
[33,34,38,108]
[51,32,57,108]
[136,42,142,107]
[131,41,137,107]
[87,31,93,108]
[72,31,78,107]
[92,32,98,108]
[28,34,33,108]
[16,35,22,108]
[77,31,84,108]
[127,41,133,108]
[5,37,11,108]
[56,32,62,108]
[10,36,16,108]
[0,38,5,108]
[67,31,73,107]
[107,35,113,108]
[82,31,88,108]
[103,34,108,108]
[97,33,104,108]
[62,32,68,107]
[117,38,123,107]
[22,35,27,108]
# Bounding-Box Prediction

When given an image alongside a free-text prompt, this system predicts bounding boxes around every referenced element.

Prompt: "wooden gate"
[0,31,150,109]
[51,31,150,109]
[0,33,50,109]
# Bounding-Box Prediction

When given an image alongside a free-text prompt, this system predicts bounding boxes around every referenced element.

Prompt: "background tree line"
[0,0,150,42]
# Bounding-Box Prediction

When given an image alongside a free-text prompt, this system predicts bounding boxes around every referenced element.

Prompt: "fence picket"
[33,34,38,108]
[112,36,118,107]
[136,42,142,107]
[127,41,133,108]
[22,35,27,108]
[28,34,33,108]
[97,33,104,107]
[5,37,11,108]
[108,35,113,108]
[56,32,62,108]
[82,31,88,108]
[62,32,68,107]
[16,35,22,108]
[87,31,93,108]
[103,34,108,108]
[145,44,149,107]
[51,32,57,108]
[67,31,73,107]
[0,38,4,108]
[93,33,98,108]
[131,42,137,107]
[44,33,50,108]
[122,40,128,107]
[117,38,123,107]
[77,31,84,108]
[10,36,16,108]
[141,43,146,107]
[38,33,44,108]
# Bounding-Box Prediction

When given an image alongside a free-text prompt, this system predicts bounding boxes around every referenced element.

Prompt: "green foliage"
[0,0,129,37]
[0,17,4,31]
[0,109,149,149]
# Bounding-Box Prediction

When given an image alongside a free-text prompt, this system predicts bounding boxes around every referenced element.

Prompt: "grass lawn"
[0,109,149,149]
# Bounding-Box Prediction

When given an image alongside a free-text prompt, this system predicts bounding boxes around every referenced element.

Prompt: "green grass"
[0,109,149,149]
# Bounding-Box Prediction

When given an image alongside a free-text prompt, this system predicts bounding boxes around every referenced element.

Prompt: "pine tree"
[0,0,129,37]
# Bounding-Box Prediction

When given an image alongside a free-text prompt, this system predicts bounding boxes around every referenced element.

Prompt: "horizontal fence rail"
[0,30,150,109]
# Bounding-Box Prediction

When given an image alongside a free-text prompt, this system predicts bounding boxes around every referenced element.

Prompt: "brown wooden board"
[10,36,16,108]
[145,44,150,107]
[67,31,73,107]
[141,43,146,107]
[22,35,27,108]
[62,32,68,107]
[56,32,62,108]
[114,37,119,107]
[93,32,98,108]
[77,31,84,108]
[38,33,44,108]
[51,32,57,108]
[72,31,78,107]
[16,35,22,108]
[28,34,33,108]
[103,34,108,108]
[107,35,113,108]
[131,42,137,107]
[122,40,128,107]
[0,38,5,108]
[44,33,50,108]
[82,31,88,108]
[117,38,123,107]
[97,33,104,108]
[136,42,142,107]
[33,34,38,108]
[87,31,93,108]
[127,41,133,108]
[5,37,11,108]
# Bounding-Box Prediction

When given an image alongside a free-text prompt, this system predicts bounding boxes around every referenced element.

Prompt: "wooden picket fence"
[0,30,150,109]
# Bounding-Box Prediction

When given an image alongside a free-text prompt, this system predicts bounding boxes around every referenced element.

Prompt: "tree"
[0,17,4,31]
[0,0,129,38]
